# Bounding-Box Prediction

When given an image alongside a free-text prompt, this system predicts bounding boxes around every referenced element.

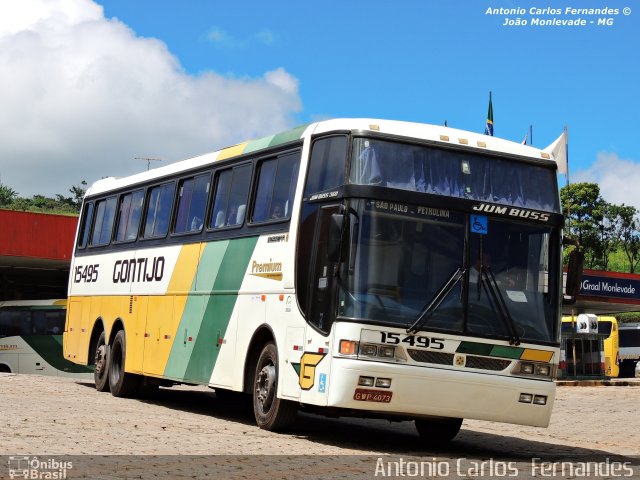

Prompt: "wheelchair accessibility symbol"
[470,215,488,235]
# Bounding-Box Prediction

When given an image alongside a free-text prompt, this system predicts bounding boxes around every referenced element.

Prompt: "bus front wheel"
[415,417,463,443]
[253,342,297,431]
[93,331,110,392]
[108,330,140,397]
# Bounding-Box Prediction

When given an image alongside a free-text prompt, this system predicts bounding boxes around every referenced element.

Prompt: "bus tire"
[108,330,141,398]
[253,342,297,431]
[0,364,11,373]
[93,331,110,392]
[415,417,463,443]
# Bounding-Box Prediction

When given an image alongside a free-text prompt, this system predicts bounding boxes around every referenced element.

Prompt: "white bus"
[64,118,574,441]
[0,299,92,378]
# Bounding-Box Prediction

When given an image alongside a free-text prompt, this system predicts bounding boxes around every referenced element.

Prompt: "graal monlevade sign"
[580,273,640,300]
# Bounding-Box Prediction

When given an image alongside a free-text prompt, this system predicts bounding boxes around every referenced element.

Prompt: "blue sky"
[0,0,638,206]
[98,0,637,158]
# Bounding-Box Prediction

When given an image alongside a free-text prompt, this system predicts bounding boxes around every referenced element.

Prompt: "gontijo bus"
[1,299,92,378]
[64,118,571,441]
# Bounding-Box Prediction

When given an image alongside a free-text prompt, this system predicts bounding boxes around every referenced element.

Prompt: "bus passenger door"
[298,205,342,406]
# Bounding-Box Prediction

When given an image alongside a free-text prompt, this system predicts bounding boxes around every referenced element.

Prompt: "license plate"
[353,388,393,403]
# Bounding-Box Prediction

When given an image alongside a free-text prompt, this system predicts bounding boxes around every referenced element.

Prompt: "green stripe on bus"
[490,345,524,359]
[184,237,259,383]
[163,242,229,380]
[164,237,259,384]
[21,335,93,373]
[267,124,309,148]
[244,135,275,154]
[456,342,493,356]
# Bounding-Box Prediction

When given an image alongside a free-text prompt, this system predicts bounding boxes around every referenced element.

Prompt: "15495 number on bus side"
[379,331,445,349]
[74,264,99,283]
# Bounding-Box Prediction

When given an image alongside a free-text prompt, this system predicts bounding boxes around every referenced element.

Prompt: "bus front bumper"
[327,358,555,427]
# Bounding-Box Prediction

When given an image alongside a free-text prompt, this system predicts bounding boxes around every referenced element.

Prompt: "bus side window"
[33,310,65,335]
[210,164,251,229]
[174,173,210,234]
[143,182,176,239]
[77,202,94,249]
[115,189,144,242]
[0,309,32,336]
[252,152,300,223]
[304,136,347,197]
[90,196,117,247]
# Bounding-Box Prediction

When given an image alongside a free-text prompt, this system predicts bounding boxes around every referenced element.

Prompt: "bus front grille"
[465,356,511,371]
[407,349,454,365]
[407,349,512,371]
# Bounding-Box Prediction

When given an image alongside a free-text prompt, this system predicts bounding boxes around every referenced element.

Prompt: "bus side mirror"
[565,249,584,299]
[327,213,344,263]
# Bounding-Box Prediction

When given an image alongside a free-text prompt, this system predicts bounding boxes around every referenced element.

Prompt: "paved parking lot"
[1,373,638,478]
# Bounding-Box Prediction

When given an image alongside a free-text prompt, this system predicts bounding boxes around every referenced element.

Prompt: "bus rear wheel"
[93,331,110,392]
[253,342,297,431]
[108,330,141,397]
[415,417,463,443]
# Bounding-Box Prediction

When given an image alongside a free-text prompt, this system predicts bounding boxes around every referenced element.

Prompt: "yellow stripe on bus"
[520,349,554,363]
[216,142,248,161]
[143,243,204,377]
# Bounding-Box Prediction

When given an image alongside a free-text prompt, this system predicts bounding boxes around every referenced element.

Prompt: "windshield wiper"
[479,267,521,346]
[407,267,464,334]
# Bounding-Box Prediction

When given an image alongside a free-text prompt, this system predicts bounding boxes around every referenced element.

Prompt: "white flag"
[543,129,568,174]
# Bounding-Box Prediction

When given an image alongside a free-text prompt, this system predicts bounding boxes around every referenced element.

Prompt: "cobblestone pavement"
[1,374,638,478]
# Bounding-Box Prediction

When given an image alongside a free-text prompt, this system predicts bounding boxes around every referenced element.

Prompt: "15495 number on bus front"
[379,331,445,349]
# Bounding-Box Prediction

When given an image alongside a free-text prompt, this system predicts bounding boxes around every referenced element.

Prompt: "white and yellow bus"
[64,119,570,441]
[561,315,620,377]
[0,300,92,378]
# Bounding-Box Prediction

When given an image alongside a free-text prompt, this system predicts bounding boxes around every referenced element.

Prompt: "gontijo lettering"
[113,256,165,283]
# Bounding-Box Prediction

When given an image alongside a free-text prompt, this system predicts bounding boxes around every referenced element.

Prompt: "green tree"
[0,182,18,207]
[560,182,607,269]
[610,204,640,273]
[69,180,87,211]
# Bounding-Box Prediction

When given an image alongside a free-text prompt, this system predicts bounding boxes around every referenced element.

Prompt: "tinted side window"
[210,164,251,228]
[252,152,300,223]
[77,202,94,249]
[32,310,66,334]
[90,196,117,246]
[0,309,32,336]
[115,190,144,242]
[304,136,348,196]
[174,174,210,234]
[143,182,176,239]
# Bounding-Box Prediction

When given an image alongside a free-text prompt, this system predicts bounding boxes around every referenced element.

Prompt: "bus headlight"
[359,344,378,357]
[512,361,554,378]
[535,364,551,377]
[379,346,395,358]
[520,363,535,374]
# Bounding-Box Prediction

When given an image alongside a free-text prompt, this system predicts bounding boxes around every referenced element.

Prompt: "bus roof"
[86,118,559,197]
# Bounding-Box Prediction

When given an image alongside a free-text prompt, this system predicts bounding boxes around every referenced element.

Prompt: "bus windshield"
[337,199,560,343]
[350,138,560,213]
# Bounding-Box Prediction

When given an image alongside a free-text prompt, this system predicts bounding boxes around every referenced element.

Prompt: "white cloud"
[205,27,277,49]
[574,152,640,209]
[0,0,301,197]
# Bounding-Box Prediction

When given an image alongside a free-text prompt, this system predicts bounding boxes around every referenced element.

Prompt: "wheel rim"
[255,363,276,415]
[94,344,107,380]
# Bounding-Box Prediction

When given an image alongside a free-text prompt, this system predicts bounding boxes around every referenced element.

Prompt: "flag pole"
[564,125,569,187]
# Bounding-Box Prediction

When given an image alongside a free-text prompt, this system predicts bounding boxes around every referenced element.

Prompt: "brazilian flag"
[484,92,494,136]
